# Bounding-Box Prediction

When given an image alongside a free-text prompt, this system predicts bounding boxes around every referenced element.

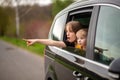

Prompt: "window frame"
[85,6,100,59]
[48,13,68,41]
[62,6,94,58]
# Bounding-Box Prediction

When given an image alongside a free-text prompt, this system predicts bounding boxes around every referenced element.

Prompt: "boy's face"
[76,30,87,47]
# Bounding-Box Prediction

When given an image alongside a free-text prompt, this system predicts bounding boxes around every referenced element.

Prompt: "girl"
[75,28,88,50]
[23,21,83,47]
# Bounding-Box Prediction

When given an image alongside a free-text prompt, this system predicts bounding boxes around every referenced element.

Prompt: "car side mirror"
[108,58,120,79]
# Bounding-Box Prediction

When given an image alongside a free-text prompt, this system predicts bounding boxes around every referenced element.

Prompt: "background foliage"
[0,0,75,38]
[0,0,75,55]
[52,0,74,17]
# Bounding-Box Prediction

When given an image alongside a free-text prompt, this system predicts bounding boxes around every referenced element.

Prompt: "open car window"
[63,7,93,57]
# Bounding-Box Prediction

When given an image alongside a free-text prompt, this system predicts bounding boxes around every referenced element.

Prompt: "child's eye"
[81,37,83,39]
[69,30,73,32]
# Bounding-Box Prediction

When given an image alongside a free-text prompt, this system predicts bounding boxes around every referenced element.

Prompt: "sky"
[18,0,52,6]
[0,0,52,6]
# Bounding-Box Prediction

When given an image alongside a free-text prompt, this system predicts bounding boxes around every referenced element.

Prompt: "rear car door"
[54,6,94,80]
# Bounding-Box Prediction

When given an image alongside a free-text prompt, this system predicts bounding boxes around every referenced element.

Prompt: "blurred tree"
[0,0,12,6]
[0,0,53,38]
[4,7,17,37]
[0,7,9,36]
[52,0,74,17]
[0,0,27,7]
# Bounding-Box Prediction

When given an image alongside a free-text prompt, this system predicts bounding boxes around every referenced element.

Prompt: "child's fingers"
[22,38,27,41]
[27,42,32,46]
[22,38,34,46]
[23,39,32,43]
[23,39,31,43]
[22,38,31,46]
[27,41,33,46]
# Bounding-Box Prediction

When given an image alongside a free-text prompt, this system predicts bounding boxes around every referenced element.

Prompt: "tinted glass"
[52,14,66,41]
[94,6,120,65]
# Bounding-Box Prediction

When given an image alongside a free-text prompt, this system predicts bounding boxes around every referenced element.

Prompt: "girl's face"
[66,25,76,43]
[76,30,87,47]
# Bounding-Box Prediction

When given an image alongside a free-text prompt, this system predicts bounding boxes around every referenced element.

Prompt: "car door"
[54,6,94,80]
[85,4,120,80]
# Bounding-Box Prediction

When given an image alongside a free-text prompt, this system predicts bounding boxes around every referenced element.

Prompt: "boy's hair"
[66,21,84,33]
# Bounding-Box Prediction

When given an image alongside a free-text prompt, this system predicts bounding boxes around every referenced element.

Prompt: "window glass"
[71,12,91,27]
[94,6,120,65]
[52,14,66,41]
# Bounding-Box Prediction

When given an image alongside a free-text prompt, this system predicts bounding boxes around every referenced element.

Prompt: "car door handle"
[73,71,82,77]
[73,71,92,80]
[73,71,85,80]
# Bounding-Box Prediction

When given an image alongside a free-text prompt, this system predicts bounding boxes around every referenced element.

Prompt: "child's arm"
[23,39,66,47]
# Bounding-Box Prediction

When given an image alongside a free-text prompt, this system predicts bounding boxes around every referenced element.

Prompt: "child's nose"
[78,39,81,43]
[67,32,70,36]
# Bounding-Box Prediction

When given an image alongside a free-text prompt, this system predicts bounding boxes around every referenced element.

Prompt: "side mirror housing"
[108,58,120,79]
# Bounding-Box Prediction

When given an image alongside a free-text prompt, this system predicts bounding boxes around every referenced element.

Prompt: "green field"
[0,36,45,56]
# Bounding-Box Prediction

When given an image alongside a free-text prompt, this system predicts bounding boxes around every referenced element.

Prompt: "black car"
[45,0,120,80]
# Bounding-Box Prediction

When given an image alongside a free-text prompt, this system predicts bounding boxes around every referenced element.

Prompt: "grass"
[0,36,45,56]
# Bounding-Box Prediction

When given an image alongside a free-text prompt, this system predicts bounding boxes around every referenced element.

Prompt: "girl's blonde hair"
[76,28,88,37]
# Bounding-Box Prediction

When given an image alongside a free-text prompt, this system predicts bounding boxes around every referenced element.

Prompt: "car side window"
[94,6,120,65]
[50,14,67,41]
[63,7,93,57]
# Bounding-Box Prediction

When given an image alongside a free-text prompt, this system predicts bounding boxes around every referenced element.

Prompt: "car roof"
[55,0,120,18]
